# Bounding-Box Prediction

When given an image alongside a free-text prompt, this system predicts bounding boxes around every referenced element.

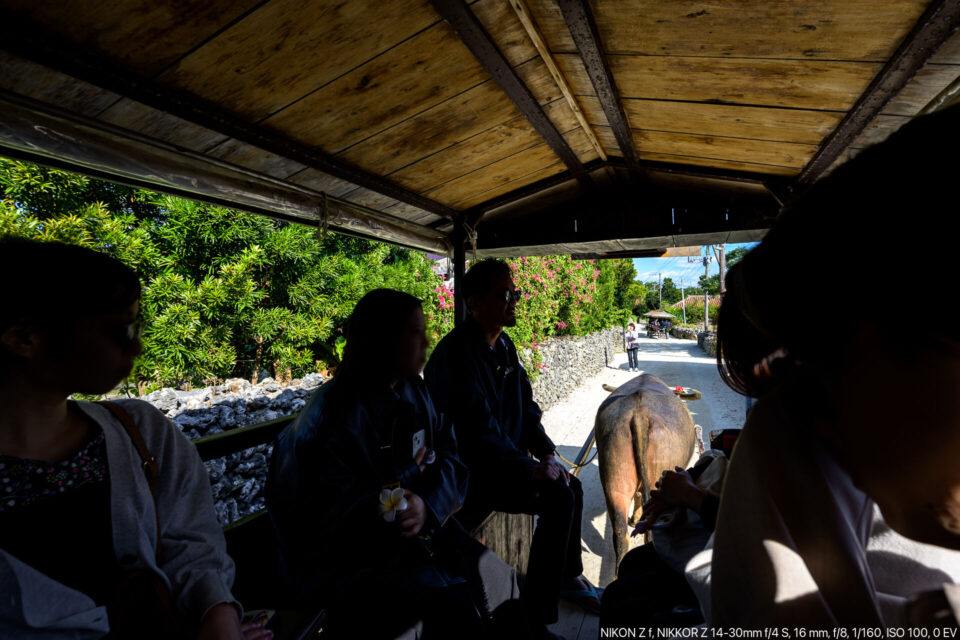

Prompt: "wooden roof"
[0,1,958,255]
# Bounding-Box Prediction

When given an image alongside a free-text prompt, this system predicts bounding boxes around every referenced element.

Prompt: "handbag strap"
[98,400,162,561]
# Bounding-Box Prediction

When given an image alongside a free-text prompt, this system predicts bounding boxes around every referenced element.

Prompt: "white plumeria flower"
[379,487,408,522]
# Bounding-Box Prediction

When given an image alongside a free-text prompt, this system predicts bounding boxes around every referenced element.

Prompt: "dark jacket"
[266,375,467,601]
[423,319,555,478]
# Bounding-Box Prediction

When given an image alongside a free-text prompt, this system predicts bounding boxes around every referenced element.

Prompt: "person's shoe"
[559,577,602,615]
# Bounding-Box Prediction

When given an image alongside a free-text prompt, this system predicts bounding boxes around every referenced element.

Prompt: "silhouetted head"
[716,104,960,549]
[0,238,142,395]
[337,288,426,390]
[462,259,517,329]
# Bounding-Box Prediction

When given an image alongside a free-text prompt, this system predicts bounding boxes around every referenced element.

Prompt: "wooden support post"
[472,512,535,578]
[453,217,468,325]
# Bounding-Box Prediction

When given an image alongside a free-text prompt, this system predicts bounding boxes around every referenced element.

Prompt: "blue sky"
[632,243,759,287]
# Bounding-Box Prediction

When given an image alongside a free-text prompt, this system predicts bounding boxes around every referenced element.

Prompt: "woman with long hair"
[267,289,522,639]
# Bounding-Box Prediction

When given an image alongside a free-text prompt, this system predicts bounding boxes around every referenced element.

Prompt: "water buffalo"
[595,373,697,574]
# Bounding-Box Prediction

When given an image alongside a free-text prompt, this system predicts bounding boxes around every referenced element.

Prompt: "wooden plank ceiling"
[0,0,958,253]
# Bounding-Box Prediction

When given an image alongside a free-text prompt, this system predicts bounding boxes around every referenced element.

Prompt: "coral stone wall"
[142,328,625,524]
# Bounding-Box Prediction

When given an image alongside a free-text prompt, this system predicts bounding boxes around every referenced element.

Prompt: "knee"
[540,479,578,513]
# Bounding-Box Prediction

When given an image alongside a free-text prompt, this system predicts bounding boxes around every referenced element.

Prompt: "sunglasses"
[497,288,523,304]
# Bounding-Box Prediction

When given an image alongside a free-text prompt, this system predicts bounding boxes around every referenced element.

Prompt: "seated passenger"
[601,451,728,630]
[0,240,262,640]
[267,289,521,640]
[424,260,600,637]
[710,105,960,629]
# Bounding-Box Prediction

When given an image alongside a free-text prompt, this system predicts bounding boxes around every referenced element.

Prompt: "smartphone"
[412,429,425,458]
[241,609,276,628]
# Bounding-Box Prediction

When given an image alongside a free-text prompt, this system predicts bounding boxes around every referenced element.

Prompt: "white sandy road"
[542,334,745,639]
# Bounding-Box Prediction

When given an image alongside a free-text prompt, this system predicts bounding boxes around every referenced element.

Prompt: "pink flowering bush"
[421,255,636,377]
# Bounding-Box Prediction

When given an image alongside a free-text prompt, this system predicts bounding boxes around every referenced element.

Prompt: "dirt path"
[541,334,745,590]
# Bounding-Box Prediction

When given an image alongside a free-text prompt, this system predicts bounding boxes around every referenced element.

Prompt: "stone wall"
[141,373,327,525]
[524,327,624,411]
[670,326,699,340]
[141,327,624,524]
[698,330,718,357]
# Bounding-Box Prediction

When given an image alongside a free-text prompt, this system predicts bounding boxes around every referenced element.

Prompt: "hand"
[631,495,670,536]
[241,622,274,640]
[532,454,569,486]
[652,467,706,512]
[398,490,427,537]
[196,603,274,640]
[413,446,428,473]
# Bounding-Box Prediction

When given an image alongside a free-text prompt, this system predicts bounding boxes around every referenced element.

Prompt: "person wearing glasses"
[424,259,600,640]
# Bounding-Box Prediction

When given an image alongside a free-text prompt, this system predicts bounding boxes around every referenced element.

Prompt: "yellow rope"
[554,448,597,470]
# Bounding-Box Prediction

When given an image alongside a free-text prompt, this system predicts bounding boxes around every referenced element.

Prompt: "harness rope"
[554,447,597,470]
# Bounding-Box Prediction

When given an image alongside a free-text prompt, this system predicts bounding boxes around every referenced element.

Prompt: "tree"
[660,277,682,305]
[1,160,446,390]
[2,159,641,389]
[640,281,660,312]
[698,246,749,294]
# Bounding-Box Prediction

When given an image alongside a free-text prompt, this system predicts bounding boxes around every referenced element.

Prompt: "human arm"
[195,604,274,640]
[424,341,531,469]
[407,388,469,530]
[633,466,721,535]
[709,396,884,629]
[124,400,241,627]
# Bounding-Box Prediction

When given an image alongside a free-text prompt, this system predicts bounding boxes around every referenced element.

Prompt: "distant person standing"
[664,319,672,339]
[625,323,640,372]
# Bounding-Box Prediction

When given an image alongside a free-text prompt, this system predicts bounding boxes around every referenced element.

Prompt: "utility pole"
[680,277,686,324]
[657,272,662,309]
[688,247,714,332]
[703,256,709,331]
[713,243,727,294]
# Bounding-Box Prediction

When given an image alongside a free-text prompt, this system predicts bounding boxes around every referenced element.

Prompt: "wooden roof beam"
[430,0,593,190]
[0,11,457,220]
[508,0,606,162]
[453,157,784,229]
[0,90,452,253]
[557,0,640,173]
[794,0,960,192]
[475,190,777,256]
[462,158,608,228]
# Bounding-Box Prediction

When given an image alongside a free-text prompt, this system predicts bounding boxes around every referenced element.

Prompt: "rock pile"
[141,327,624,524]
[142,373,327,524]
